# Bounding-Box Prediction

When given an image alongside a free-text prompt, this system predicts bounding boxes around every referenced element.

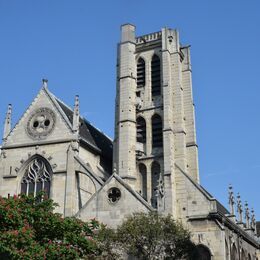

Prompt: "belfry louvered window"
[21,157,52,197]
[137,57,145,88]
[152,114,163,148]
[136,117,146,143]
[151,55,161,96]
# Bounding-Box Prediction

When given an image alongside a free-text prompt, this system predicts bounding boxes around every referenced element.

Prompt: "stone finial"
[228,185,235,216]
[72,95,80,134]
[42,79,48,89]
[3,104,12,141]
[251,208,256,233]
[245,201,250,229]
[112,163,117,175]
[237,193,243,223]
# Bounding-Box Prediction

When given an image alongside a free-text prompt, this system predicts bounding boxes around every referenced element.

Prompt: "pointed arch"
[231,244,238,260]
[196,245,211,260]
[151,161,161,208]
[241,249,246,260]
[139,163,147,200]
[20,155,52,198]
[248,253,252,260]
[137,57,145,88]
[151,54,161,96]
[152,114,163,148]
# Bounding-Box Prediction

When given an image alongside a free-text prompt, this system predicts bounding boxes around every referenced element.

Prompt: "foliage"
[99,212,197,260]
[0,193,101,260]
[0,194,198,259]
[96,224,120,260]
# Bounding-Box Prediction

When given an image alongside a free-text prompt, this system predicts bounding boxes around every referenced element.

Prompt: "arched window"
[139,164,147,200]
[21,157,52,198]
[196,245,211,260]
[241,249,246,260]
[151,55,161,96]
[136,117,146,143]
[231,244,238,260]
[137,57,145,88]
[151,161,161,208]
[152,114,163,148]
[248,254,252,260]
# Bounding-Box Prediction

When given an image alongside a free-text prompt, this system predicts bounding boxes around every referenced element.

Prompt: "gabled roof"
[76,173,154,217]
[50,92,113,160]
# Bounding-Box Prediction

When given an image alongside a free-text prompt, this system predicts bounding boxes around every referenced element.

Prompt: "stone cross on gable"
[245,201,250,229]
[228,185,235,216]
[237,193,243,223]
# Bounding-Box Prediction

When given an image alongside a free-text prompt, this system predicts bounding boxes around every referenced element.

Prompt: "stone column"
[64,143,77,216]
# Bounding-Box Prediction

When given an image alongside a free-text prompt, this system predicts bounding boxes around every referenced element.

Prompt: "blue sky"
[0,1,259,219]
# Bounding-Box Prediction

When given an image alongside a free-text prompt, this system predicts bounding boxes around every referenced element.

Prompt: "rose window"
[26,107,56,140]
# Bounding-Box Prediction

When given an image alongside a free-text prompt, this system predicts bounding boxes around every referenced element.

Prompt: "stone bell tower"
[113,24,199,214]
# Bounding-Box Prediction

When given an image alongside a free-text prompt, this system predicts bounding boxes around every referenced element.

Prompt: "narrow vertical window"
[152,114,163,148]
[151,55,161,96]
[136,117,146,143]
[225,240,229,260]
[139,164,147,200]
[21,157,52,198]
[137,57,145,88]
[231,244,238,260]
[136,117,146,155]
[151,161,160,208]
[241,250,246,260]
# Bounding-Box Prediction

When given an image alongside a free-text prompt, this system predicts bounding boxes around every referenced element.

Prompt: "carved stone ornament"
[26,108,56,140]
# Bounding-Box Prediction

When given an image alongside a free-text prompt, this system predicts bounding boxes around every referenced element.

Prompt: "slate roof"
[55,99,113,161]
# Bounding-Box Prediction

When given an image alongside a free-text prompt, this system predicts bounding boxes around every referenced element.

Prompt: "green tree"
[99,212,197,260]
[0,193,101,260]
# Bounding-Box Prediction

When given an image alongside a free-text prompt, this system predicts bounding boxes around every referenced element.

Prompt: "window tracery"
[20,157,52,197]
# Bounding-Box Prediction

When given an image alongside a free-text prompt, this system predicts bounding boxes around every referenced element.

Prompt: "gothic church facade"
[0,24,259,259]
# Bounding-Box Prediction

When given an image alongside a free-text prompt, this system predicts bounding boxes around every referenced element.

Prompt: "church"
[0,24,259,259]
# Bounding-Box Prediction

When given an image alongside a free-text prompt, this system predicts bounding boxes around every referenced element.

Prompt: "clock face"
[26,107,56,140]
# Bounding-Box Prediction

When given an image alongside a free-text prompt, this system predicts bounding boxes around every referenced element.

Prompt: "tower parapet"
[136,31,162,44]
